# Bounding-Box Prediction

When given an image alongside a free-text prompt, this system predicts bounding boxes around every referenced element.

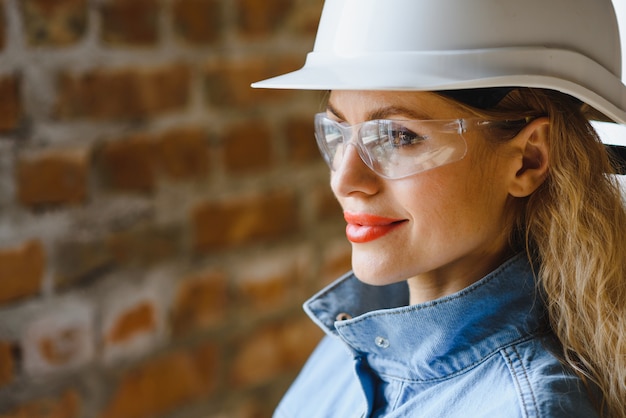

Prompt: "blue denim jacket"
[274,255,599,417]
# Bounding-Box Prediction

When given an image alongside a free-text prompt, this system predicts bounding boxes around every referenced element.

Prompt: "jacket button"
[335,312,353,321]
[375,336,390,348]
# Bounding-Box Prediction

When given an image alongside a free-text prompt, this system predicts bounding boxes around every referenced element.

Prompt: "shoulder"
[500,336,600,417]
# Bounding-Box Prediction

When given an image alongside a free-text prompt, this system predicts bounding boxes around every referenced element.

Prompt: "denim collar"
[304,254,549,381]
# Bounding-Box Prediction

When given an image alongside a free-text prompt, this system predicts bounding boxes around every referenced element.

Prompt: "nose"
[330,143,381,198]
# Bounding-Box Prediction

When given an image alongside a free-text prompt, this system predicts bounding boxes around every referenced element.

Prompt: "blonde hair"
[462,88,626,418]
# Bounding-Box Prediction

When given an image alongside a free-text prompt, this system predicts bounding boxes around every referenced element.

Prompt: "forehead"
[327,90,469,121]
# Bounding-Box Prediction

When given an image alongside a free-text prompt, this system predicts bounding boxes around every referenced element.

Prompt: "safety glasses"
[314,113,524,179]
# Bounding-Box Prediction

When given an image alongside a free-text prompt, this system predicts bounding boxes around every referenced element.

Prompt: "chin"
[352,262,406,287]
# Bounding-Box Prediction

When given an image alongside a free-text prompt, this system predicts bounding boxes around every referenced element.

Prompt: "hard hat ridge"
[252,0,626,124]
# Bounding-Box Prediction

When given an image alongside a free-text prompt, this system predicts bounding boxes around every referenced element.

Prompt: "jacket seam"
[390,380,405,410]
[374,335,535,384]
[512,345,540,416]
[502,345,540,418]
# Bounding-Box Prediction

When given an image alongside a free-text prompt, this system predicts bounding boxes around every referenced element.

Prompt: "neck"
[407,247,515,305]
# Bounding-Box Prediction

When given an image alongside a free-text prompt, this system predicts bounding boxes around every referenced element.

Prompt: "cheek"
[402,158,503,230]
[458,139,510,201]
[456,159,515,241]
[395,173,460,227]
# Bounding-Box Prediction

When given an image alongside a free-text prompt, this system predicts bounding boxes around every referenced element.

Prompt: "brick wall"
[0,0,351,417]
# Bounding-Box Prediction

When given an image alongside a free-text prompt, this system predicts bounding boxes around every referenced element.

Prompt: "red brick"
[102,295,165,364]
[223,120,272,173]
[172,0,220,45]
[54,238,112,288]
[100,345,217,418]
[234,252,305,313]
[138,65,190,115]
[192,190,299,251]
[56,65,190,121]
[0,390,80,418]
[204,57,302,108]
[57,70,133,120]
[21,0,87,46]
[236,274,288,312]
[0,240,45,304]
[0,341,15,388]
[97,127,209,192]
[171,271,228,335]
[99,134,157,192]
[230,325,283,388]
[100,0,159,46]
[0,76,21,132]
[235,0,292,37]
[106,224,181,266]
[157,127,209,180]
[230,319,322,388]
[278,316,324,369]
[17,148,89,207]
[105,301,156,345]
[285,116,320,163]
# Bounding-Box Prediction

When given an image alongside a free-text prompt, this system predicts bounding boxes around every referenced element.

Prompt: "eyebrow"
[326,103,431,121]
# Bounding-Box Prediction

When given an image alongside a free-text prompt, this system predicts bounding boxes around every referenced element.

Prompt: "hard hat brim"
[252,48,626,124]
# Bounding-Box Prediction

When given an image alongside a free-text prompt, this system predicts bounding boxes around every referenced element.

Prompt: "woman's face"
[327,90,522,303]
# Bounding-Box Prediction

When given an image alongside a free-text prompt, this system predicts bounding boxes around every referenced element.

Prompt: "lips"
[344,212,407,243]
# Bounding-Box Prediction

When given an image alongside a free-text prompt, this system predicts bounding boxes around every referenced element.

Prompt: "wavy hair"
[449,88,626,417]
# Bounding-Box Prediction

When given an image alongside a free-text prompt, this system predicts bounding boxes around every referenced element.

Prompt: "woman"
[253,0,626,416]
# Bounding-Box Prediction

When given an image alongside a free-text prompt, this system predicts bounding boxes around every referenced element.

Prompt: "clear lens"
[314,113,469,179]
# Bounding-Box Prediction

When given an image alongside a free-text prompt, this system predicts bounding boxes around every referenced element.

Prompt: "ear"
[508,117,550,198]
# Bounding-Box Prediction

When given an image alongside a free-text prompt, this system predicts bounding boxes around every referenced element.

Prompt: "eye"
[389,127,426,147]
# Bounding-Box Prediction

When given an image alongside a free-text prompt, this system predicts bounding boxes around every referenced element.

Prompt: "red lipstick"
[344,212,406,243]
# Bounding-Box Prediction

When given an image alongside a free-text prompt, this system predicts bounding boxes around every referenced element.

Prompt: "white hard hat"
[252,0,626,124]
